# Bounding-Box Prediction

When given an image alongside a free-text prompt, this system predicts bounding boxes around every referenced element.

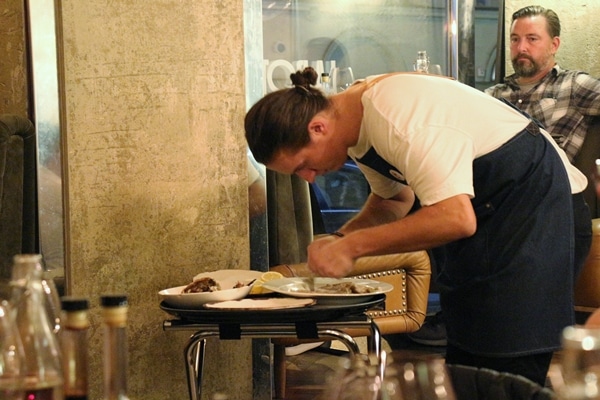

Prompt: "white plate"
[204,298,315,310]
[159,269,263,308]
[261,277,393,305]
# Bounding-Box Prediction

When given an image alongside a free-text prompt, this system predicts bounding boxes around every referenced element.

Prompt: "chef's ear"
[308,116,327,138]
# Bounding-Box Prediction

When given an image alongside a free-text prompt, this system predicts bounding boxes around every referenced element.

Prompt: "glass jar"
[322,351,456,400]
[0,300,25,400]
[11,254,64,399]
[558,326,600,399]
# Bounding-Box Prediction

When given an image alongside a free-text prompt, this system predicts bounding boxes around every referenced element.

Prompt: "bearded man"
[485,5,600,163]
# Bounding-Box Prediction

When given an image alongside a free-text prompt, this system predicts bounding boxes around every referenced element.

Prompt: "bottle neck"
[102,306,128,327]
[11,254,43,284]
[103,306,129,400]
[64,310,90,330]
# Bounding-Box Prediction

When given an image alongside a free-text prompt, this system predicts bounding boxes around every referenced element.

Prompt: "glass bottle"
[42,273,62,335]
[558,326,600,399]
[414,50,430,73]
[60,297,89,400]
[101,294,129,400]
[11,254,64,399]
[321,72,332,95]
[11,255,61,335]
[0,300,25,400]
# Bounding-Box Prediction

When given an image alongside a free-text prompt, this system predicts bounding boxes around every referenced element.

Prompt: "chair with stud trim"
[269,249,431,399]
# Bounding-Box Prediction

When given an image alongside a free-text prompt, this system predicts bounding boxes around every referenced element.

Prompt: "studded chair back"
[269,250,431,399]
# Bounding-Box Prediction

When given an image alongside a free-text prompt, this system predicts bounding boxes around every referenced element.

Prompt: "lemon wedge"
[260,271,283,282]
[249,271,284,295]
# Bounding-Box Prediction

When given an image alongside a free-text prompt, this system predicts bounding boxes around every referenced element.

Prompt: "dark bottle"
[101,294,130,400]
[11,254,64,400]
[60,297,90,400]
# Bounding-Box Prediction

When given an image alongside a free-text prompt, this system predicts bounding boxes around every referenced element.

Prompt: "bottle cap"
[101,294,128,307]
[101,294,129,327]
[62,297,90,329]
[61,296,89,311]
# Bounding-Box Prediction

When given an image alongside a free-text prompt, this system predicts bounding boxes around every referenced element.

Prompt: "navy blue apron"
[355,118,575,356]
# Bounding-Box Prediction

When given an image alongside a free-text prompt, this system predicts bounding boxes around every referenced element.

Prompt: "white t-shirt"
[347,74,587,205]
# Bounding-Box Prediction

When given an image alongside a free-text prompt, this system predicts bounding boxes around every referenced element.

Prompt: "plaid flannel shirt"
[485,65,600,162]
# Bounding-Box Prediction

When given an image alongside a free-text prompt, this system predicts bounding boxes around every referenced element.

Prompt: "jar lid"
[61,296,89,311]
[562,326,600,350]
[100,294,128,307]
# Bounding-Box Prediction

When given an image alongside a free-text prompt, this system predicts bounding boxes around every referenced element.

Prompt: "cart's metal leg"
[166,315,383,399]
[183,331,218,400]
[318,329,361,354]
[367,320,382,358]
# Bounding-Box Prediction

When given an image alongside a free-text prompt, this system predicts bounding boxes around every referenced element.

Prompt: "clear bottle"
[557,326,600,399]
[60,297,89,400]
[42,273,62,335]
[101,294,129,400]
[414,50,430,73]
[0,300,26,400]
[321,72,332,95]
[11,254,64,400]
[11,255,61,335]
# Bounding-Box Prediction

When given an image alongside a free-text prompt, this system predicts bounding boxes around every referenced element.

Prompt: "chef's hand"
[307,235,354,278]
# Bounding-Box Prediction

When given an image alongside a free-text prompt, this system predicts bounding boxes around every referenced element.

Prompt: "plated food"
[311,281,377,294]
[181,277,247,294]
[181,277,221,293]
[261,277,393,305]
[158,270,390,309]
[159,269,263,308]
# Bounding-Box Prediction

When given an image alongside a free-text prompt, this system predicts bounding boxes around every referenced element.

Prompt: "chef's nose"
[296,169,317,183]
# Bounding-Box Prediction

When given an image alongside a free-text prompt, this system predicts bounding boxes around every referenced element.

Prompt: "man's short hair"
[512,5,561,38]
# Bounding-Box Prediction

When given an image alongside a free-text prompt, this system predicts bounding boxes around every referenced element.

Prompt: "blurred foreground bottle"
[558,326,600,399]
[0,300,26,400]
[11,254,64,399]
[60,297,89,400]
[42,272,62,335]
[323,351,456,400]
[101,294,129,400]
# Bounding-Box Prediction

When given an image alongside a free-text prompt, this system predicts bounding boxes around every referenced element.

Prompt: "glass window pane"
[260,0,500,232]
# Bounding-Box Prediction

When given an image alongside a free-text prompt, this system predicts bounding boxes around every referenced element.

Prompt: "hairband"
[294,84,311,94]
